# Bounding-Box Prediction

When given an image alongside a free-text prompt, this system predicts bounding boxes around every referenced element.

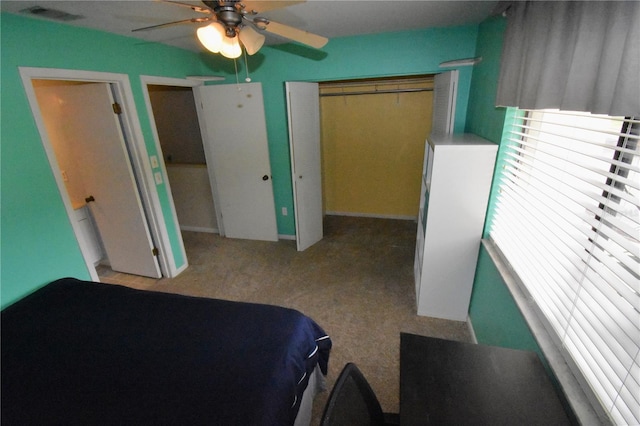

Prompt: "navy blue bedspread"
[1,278,331,425]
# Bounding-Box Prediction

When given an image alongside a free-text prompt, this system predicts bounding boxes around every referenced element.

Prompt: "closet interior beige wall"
[320,76,434,219]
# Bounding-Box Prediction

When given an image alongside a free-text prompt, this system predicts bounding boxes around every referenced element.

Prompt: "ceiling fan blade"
[132,17,211,32]
[261,20,328,49]
[242,1,305,13]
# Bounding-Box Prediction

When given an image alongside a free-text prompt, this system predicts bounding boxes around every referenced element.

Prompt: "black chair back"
[320,363,386,426]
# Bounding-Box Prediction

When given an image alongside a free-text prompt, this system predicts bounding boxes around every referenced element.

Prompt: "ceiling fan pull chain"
[243,49,252,82]
[234,57,240,88]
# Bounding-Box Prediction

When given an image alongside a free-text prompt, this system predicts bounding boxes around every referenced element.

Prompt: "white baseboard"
[180,226,218,234]
[325,211,417,221]
[172,261,189,277]
[467,318,478,344]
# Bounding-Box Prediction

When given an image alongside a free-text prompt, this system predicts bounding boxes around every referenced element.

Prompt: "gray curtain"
[496,1,640,117]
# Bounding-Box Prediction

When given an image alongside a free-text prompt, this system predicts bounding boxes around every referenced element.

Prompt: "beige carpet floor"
[98,215,472,424]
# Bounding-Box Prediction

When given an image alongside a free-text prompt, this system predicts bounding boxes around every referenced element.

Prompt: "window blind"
[489,109,639,425]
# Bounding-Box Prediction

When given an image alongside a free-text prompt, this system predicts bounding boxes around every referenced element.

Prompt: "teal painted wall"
[470,245,542,352]
[0,13,214,308]
[2,12,480,307]
[465,16,543,355]
[465,16,508,144]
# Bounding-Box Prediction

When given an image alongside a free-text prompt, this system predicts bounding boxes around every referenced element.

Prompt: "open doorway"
[319,75,435,219]
[31,79,162,279]
[146,84,218,235]
[19,67,185,282]
[285,75,435,252]
[143,77,279,243]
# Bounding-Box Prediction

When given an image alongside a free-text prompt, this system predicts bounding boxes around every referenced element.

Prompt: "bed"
[1,277,331,425]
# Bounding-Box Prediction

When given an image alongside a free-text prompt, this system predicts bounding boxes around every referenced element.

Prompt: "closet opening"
[318,74,435,220]
[20,70,175,282]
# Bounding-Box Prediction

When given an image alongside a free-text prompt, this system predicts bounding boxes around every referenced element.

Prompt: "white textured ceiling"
[1,0,499,52]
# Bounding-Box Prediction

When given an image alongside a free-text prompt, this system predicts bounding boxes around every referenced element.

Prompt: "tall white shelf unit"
[414,133,498,321]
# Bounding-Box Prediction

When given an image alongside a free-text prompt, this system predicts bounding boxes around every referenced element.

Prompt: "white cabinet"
[414,133,497,321]
[74,205,104,266]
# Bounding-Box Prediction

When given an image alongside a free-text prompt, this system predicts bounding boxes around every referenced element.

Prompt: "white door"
[286,82,323,251]
[195,83,278,241]
[431,70,459,135]
[62,83,162,277]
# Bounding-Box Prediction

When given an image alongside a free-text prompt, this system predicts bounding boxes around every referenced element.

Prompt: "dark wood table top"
[400,333,572,425]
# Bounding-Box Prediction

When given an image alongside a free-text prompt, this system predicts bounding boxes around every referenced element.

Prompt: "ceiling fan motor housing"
[203,1,244,37]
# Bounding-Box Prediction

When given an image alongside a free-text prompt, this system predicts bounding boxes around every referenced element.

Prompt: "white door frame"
[139,75,225,238]
[19,67,182,279]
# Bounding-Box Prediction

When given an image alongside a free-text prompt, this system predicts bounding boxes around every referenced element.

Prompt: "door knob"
[262,175,269,181]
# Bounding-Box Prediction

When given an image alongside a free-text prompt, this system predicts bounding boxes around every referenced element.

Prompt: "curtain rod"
[320,87,434,97]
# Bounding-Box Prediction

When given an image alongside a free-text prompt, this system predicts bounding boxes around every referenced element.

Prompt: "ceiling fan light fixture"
[239,26,265,56]
[220,35,242,59]
[197,22,225,53]
[144,1,329,59]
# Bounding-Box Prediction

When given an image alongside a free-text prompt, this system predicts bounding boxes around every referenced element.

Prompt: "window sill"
[481,238,612,426]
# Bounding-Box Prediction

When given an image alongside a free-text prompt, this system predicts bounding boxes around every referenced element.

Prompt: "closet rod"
[321,77,434,88]
[320,87,433,97]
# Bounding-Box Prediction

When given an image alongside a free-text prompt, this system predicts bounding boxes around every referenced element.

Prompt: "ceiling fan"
[133,0,329,59]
